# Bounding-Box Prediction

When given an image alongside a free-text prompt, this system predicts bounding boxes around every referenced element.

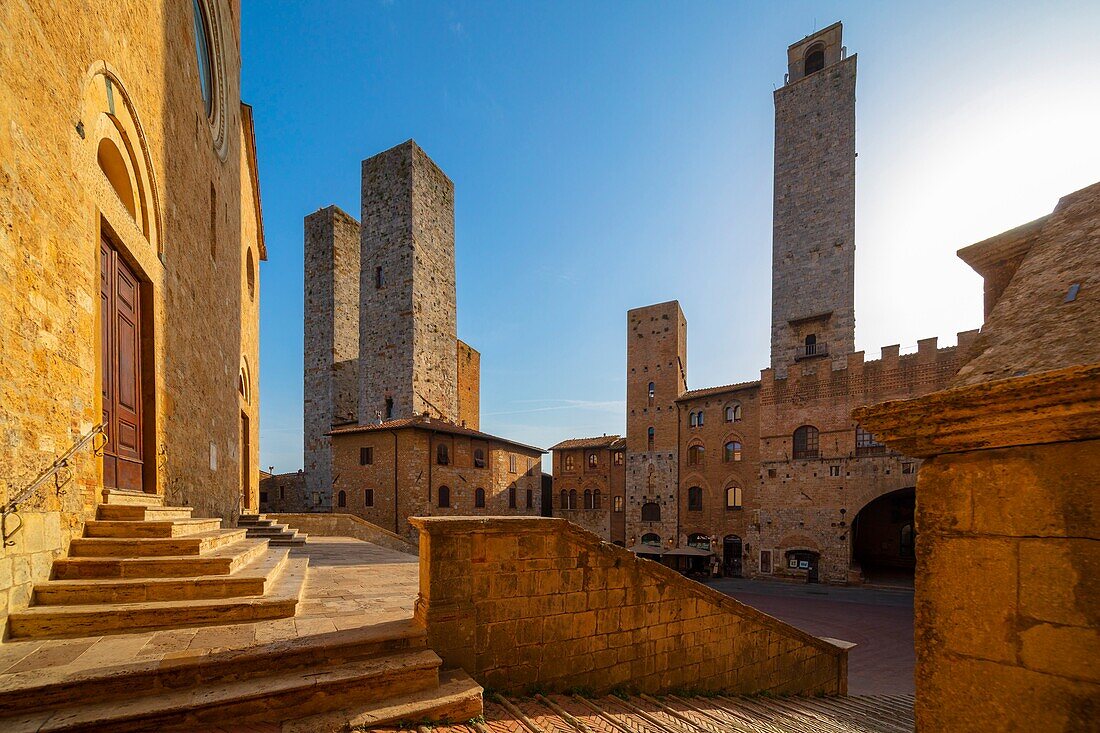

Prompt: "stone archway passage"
[851,486,916,586]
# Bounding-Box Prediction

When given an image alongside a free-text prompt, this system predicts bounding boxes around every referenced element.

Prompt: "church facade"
[552,22,978,584]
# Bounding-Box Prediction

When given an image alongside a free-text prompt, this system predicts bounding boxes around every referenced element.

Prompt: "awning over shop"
[629,545,664,555]
[664,546,714,557]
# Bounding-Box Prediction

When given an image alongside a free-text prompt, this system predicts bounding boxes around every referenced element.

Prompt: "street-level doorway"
[723,535,743,577]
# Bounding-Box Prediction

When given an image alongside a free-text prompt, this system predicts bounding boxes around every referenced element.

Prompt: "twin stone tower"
[304,141,480,510]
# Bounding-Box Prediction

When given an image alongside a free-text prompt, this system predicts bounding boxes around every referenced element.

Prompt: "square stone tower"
[359,140,459,424]
[771,22,856,373]
[625,301,687,546]
[303,205,361,508]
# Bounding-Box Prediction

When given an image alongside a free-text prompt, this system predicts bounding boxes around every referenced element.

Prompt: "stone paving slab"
[0,537,418,691]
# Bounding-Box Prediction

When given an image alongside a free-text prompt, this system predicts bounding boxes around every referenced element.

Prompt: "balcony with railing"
[795,341,829,360]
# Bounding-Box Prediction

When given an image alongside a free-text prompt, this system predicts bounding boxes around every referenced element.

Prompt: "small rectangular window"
[902,462,914,474]
[360,446,373,465]
[613,496,624,512]
[509,455,517,473]
[384,397,394,419]
[526,489,533,509]
[613,452,623,466]
[829,465,840,477]
[767,468,777,479]
[508,487,517,509]
[375,266,384,288]
[364,488,374,507]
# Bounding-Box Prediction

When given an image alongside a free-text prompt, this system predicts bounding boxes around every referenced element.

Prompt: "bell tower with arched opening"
[771,22,856,373]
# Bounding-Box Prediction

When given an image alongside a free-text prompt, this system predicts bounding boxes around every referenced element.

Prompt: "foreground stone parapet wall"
[269,513,417,554]
[411,516,849,696]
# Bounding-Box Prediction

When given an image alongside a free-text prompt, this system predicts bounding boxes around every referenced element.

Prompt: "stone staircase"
[0,492,484,731]
[0,618,483,732]
[237,512,308,546]
[6,489,305,639]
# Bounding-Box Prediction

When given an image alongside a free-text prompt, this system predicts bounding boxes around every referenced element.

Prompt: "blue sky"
[243,1,1100,473]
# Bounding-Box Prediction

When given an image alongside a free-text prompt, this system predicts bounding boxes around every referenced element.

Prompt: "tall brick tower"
[625,301,687,546]
[359,140,459,424]
[303,206,361,508]
[771,22,856,373]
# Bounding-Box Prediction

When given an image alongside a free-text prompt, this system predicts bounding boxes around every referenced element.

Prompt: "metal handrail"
[2,421,108,546]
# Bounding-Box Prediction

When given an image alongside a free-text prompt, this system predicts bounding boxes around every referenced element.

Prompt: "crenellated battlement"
[760,329,980,405]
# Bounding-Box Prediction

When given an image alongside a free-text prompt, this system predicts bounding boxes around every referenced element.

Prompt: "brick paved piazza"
[707,577,915,695]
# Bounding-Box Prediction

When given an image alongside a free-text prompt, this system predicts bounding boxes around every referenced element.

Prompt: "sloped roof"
[549,435,625,451]
[327,416,545,454]
[677,380,761,402]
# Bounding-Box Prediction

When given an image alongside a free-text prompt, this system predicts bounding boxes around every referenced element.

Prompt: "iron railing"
[2,421,107,547]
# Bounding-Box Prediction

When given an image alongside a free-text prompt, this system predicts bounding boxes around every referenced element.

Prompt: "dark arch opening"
[804,45,825,75]
[851,486,916,587]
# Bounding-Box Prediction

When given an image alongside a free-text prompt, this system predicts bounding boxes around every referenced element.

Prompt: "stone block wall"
[412,516,849,696]
[268,512,417,555]
[359,141,457,426]
[1,0,260,621]
[913,439,1098,731]
[456,339,480,430]
[303,206,361,509]
[771,49,856,372]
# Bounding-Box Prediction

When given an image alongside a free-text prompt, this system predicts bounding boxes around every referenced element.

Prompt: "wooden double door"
[100,236,145,492]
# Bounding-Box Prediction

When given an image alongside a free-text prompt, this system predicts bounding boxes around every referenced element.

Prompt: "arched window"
[648,382,655,400]
[688,486,703,511]
[508,486,517,509]
[641,501,661,522]
[724,440,742,463]
[587,452,598,469]
[593,489,601,510]
[641,532,661,547]
[647,427,654,451]
[900,524,914,559]
[688,444,705,466]
[613,495,623,512]
[688,533,711,551]
[569,489,577,510]
[190,0,214,117]
[697,411,704,426]
[804,333,819,357]
[689,412,696,427]
[337,490,346,508]
[560,489,568,509]
[475,487,485,508]
[726,485,742,510]
[793,425,820,459]
[246,248,256,301]
[564,454,575,471]
[804,44,825,76]
[726,402,742,423]
[584,489,593,510]
[436,443,449,465]
[438,485,450,508]
[473,448,486,468]
[384,397,394,419]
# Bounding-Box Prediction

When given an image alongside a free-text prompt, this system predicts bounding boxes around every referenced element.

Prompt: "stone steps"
[96,505,194,521]
[0,648,444,732]
[100,489,162,507]
[284,668,484,732]
[67,528,247,557]
[82,517,222,538]
[238,513,308,546]
[8,557,306,639]
[33,547,289,605]
[51,537,269,579]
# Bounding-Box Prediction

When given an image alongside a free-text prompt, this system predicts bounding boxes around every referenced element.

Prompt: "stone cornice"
[853,363,1100,458]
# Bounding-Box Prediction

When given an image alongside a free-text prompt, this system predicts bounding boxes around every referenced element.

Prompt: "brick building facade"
[302,141,543,532]
[548,436,626,544]
[553,22,978,584]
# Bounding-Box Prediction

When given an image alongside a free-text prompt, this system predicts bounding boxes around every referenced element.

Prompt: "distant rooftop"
[677,380,761,402]
[328,416,545,454]
[549,435,625,451]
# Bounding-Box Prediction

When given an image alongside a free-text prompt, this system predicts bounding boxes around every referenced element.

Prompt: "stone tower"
[359,141,458,424]
[303,206,361,508]
[771,22,856,373]
[625,301,687,546]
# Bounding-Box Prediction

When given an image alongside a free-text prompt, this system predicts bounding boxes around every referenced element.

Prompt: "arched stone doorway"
[723,535,743,577]
[851,486,916,586]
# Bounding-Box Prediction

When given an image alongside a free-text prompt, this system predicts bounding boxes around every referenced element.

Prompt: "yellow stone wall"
[412,516,849,696]
[0,0,261,619]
